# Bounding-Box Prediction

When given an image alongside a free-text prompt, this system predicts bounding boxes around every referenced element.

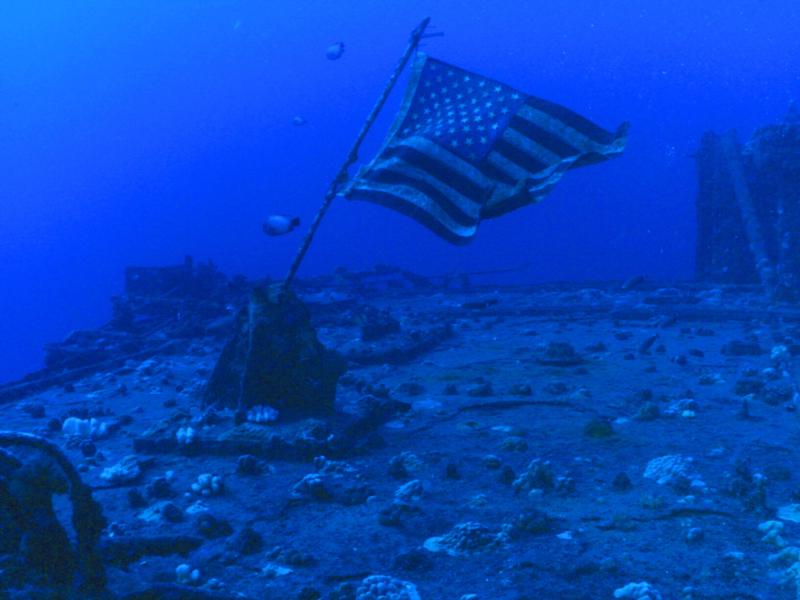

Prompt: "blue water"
[1,1,798,383]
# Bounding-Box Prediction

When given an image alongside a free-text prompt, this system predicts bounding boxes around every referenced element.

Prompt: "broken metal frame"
[0,431,107,594]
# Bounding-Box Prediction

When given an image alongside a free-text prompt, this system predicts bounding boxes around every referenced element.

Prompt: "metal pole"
[720,131,777,302]
[281,17,432,293]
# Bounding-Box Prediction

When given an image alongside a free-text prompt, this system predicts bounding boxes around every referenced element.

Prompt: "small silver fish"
[292,116,307,126]
[262,215,300,236]
[325,41,345,60]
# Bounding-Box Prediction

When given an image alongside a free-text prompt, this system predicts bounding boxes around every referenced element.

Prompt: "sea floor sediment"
[2,277,799,599]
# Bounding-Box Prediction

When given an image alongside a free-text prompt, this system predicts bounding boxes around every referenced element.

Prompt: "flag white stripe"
[346,180,480,238]
[517,105,614,155]
[394,136,492,190]
[371,155,483,219]
[502,127,562,165]
[485,151,530,181]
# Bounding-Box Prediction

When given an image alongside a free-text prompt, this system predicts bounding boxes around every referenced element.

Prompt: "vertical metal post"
[281,17,432,294]
[720,131,777,301]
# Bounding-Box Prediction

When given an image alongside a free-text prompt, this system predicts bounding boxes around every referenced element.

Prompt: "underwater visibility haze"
[1,0,798,383]
[1,1,800,598]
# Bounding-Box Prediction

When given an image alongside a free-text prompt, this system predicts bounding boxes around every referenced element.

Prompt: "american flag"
[341,53,628,243]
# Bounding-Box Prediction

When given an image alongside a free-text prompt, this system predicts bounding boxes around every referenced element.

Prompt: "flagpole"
[281,17,432,294]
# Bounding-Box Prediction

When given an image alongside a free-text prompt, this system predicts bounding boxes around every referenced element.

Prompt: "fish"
[622,275,646,291]
[638,334,658,355]
[292,116,307,126]
[325,41,345,60]
[262,215,300,236]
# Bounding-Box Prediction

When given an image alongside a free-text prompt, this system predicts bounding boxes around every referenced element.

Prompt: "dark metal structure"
[696,103,800,300]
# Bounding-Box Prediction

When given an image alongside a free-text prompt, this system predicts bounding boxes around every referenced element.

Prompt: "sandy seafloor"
[3,276,800,600]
